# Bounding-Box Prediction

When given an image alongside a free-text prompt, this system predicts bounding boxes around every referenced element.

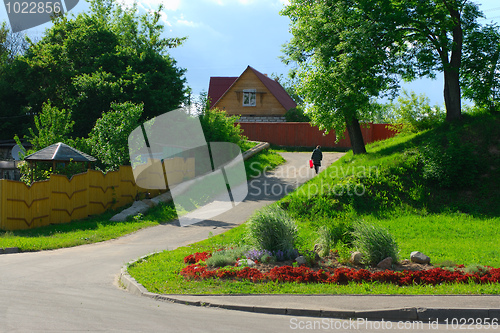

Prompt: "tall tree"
[282,1,401,154]
[389,0,482,121]
[461,23,500,113]
[0,0,188,139]
[282,0,486,148]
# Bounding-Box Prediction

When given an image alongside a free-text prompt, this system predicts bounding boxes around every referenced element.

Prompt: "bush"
[419,131,480,189]
[88,101,144,172]
[205,247,248,268]
[385,90,445,134]
[198,107,246,146]
[285,106,310,122]
[246,205,298,253]
[352,221,399,266]
[314,220,354,256]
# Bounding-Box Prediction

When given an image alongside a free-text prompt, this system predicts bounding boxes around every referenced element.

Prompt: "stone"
[237,259,255,267]
[295,256,307,265]
[351,251,363,265]
[411,251,431,265]
[377,257,393,270]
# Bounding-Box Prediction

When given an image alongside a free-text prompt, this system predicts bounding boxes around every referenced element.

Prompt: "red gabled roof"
[207,76,238,108]
[249,66,297,111]
[207,66,297,111]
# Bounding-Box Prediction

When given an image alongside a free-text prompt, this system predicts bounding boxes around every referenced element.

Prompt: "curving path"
[0,152,344,332]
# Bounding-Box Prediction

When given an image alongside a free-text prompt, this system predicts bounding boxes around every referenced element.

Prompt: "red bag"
[309,159,314,168]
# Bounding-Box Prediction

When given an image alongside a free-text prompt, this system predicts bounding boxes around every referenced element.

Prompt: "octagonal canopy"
[25,142,96,163]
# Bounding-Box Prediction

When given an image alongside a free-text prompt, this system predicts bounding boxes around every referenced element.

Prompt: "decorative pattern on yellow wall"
[0,158,194,230]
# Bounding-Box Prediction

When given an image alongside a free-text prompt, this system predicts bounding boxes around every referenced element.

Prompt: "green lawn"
[128,113,500,295]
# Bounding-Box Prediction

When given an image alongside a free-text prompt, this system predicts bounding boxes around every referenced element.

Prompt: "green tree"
[461,23,500,113]
[88,101,144,171]
[281,0,487,147]
[0,0,187,139]
[23,100,75,152]
[14,101,76,185]
[282,1,400,154]
[0,23,33,137]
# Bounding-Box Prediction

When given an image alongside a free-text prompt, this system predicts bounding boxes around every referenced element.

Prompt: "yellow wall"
[0,158,194,230]
[214,69,287,116]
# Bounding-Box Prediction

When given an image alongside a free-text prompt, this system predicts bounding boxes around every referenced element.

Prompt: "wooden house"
[208,66,297,120]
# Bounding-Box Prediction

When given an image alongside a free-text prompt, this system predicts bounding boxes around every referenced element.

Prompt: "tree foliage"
[26,100,75,152]
[88,102,144,171]
[383,90,446,134]
[282,1,401,153]
[0,0,187,139]
[461,23,500,113]
[281,0,491,146]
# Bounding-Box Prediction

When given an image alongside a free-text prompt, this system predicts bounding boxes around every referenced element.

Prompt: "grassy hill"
[280,113,500,267]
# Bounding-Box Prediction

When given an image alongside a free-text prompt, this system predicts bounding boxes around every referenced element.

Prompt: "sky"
[1,0,500,107]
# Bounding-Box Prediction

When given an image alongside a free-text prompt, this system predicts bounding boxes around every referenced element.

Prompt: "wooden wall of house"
[215,69,287,116]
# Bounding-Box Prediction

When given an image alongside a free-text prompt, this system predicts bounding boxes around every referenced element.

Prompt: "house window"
[242,89,256,106]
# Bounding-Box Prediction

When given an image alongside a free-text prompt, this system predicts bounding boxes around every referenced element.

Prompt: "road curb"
[119,261,500,322]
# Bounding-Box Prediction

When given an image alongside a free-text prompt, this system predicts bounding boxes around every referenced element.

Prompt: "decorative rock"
[351,251,363,265]
[377,257,393,270]
[295,256,307,265]
[411,251,431,264]
[237,259,255,267]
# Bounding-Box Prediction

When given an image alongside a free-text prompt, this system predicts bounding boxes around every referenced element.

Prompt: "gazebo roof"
[25,142,96,163]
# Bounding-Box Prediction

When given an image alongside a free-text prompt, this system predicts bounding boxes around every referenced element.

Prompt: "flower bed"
[180,252,500,286]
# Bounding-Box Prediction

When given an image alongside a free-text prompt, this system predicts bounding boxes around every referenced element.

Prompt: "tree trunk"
[443,68,462,121]
[345,116,366,155]
[444,3,463,122]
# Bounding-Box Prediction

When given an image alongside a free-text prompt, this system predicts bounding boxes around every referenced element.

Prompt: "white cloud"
[176,19,199,27]
[204,0,285,6]
[117,0,181,11]
[140,0,181,11]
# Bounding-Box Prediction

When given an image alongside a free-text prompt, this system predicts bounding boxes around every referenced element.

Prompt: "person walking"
[311,145,323,174]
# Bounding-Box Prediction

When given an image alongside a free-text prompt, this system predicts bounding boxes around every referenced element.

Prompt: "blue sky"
[1,0,500,107]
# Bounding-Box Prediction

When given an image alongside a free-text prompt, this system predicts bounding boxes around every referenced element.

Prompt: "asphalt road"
[0,152,349,333]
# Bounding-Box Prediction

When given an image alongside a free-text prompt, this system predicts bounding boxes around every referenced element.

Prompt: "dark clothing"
[311,148,323,166]
[311,148,323,174]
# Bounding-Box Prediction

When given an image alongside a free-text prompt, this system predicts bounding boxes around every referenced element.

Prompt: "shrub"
[352,221,399,266]
[419,131,480,189]
[315,225,337,257]
[385,90,445,134]
[246,205,298,253]
[205,248,248,268]
[285,106,310,122]
[314,220,355,257]
[198,107,246,146]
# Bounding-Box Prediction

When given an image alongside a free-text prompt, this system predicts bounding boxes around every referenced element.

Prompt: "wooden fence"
[0,158,194,230]
[237,122,398,148]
